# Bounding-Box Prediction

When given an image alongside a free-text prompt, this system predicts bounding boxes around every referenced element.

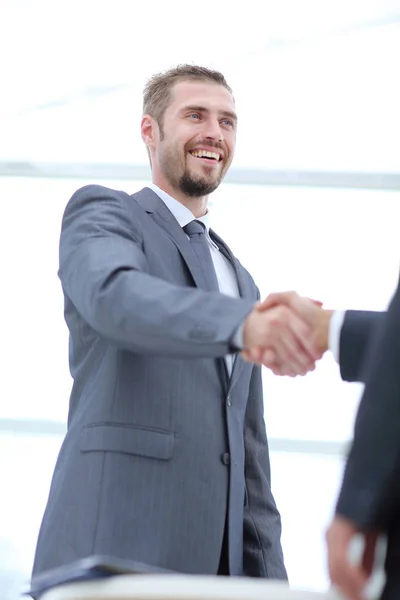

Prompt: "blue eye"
[189,113,200,119]
[221,119,234,127]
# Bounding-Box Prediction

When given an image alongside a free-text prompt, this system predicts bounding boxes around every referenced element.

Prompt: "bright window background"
[1,1,400,597]
[0,177,398,595]
[1,178,399,436]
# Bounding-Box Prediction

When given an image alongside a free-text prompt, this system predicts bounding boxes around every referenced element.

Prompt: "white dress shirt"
[148,184,241,374]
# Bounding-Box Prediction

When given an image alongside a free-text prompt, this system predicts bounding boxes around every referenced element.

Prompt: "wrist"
[242,306,259,350]
[231,321,245,351]
[315,309,333,352]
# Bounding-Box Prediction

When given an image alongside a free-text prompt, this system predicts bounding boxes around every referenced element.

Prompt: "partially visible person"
[326,281,400,600]
[246,289,399,599]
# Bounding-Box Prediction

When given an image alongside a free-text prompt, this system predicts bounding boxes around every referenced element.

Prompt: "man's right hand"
[242,292,333,376]
[242,301,324,377]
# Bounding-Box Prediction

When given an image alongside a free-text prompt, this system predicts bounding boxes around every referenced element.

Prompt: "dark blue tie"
[183,220,220,292]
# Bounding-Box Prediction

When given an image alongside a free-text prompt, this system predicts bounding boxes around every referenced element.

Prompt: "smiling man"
[141,72,236,215]
[31,65,322,586]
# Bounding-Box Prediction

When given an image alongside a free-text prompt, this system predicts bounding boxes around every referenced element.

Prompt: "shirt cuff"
[329,310,346,363]
[231,321,245,351]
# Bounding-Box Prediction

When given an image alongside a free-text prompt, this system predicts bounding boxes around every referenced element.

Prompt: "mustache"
[188,140,224,153]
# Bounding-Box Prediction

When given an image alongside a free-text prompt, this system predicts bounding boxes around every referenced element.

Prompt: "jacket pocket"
[80,423,175,460]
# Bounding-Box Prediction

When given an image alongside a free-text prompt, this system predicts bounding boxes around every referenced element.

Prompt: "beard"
[178,169,222,197]
[159,141,228,197]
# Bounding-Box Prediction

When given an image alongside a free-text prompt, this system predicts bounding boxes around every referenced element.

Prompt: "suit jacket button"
[221,452,231,466]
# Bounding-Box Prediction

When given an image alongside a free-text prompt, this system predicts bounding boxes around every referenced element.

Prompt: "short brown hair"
[143,64,233,132]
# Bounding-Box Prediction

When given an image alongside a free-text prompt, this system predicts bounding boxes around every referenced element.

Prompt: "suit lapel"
[134,188,253,393]
[133,188,209,291]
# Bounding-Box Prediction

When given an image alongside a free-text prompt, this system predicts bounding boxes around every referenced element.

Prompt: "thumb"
[256,291,297,312]
[256,292,323,313]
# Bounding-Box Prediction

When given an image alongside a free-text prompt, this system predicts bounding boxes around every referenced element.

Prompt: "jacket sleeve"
[336,282,400,530]
[59,185,254,357]
[242,364,288,579]
[339,310,384,382]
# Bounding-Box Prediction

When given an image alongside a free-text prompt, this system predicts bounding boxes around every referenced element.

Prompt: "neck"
[152,177,209,218]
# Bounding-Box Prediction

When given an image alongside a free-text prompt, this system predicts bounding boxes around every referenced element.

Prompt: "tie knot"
[184,220,206,237]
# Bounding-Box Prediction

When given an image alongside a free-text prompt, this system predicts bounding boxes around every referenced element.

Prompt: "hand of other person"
[326,516,379,600]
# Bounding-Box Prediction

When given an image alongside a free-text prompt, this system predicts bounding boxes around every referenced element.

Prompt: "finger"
[259,351,298,377]
[256,291,298,312]
[270,309,319,367]
[242,347,264,364]
[309,298,323,307]
[327,523,369,600]
[259,322,312,375]
[250,346,300,377]
[245,337,314,376]
[256,295,324,331]
[284,308,322,361]
[258,347,275,367]
[272,336,313,376]
[287,295,322,327]
[330,563,368,600]
[362,532,379,576]
[260,339,316,376]
[259,349,298,376]
[251,305,320,373]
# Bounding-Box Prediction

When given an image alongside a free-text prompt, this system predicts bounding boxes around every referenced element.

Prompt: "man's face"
[150,81,237,197]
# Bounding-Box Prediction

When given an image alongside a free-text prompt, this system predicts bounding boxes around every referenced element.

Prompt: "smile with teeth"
[190,149,222,161]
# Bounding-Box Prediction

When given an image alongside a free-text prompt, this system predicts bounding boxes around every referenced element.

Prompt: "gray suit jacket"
[32,185,286,581]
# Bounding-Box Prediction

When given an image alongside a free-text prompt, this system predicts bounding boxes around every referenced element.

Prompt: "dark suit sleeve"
[242,364,287,579]
[336,282,400,530]
[339,310,383,382]
[59,185,254,357]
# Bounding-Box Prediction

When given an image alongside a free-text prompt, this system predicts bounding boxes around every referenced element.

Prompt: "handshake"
[242,291,333,377]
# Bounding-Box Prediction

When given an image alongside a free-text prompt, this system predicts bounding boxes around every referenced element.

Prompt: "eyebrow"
[181,105,238,123]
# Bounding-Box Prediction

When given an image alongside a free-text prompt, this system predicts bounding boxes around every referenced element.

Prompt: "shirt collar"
[148,183,210,232]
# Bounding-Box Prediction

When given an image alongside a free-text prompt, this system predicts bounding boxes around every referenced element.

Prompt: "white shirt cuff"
[328,310,346,363]
[232,322,244,350]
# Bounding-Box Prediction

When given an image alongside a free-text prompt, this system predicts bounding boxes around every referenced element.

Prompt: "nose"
[203,118,223,141]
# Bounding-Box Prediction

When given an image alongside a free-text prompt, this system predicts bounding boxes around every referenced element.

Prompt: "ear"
[141,114,157,148]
